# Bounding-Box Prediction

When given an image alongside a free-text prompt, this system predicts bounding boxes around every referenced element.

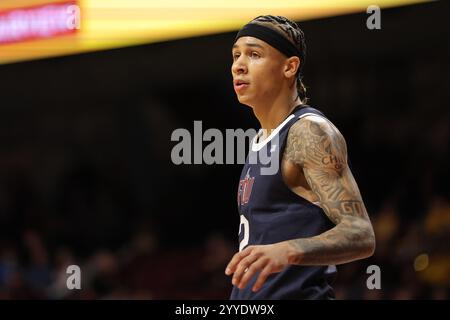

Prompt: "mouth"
[233,80,250,93]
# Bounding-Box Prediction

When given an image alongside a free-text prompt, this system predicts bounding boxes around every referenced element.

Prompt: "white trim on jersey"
[251,114,295,152]
[297,112,326,120]
[251,112,326,152]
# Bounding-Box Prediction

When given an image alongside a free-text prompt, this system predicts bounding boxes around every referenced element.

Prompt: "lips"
[233,79,250,93]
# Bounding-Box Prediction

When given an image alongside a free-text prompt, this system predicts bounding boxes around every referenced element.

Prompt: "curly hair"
[250,15,308,104]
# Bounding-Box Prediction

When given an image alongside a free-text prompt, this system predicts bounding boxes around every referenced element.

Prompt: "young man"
[226,15,376,299]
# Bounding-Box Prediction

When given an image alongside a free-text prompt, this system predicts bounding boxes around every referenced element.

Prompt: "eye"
[251,51,260,59]
[233,53,240,61]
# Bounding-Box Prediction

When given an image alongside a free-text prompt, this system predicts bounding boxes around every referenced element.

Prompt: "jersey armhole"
[279,112,335,224]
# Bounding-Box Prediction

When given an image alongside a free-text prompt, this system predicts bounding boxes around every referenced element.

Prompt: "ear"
[284,56,301,79]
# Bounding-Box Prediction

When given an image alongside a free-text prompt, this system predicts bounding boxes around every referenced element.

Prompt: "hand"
[225,242,293,292]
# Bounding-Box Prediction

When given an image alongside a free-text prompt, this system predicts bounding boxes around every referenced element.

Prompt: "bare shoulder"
[283,115,348,170]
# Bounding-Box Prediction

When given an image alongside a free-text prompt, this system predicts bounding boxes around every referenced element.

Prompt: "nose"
[232,57,247,76]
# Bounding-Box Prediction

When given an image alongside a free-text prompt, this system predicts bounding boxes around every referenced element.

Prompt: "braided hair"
[250,15,308,104]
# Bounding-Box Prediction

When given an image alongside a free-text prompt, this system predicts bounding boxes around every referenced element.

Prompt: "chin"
[237,95,253,108]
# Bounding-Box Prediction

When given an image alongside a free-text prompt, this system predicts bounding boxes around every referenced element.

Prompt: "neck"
[252,90,302,138]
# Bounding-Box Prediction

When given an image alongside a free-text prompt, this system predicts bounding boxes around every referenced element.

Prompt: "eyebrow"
[232,43,264,50]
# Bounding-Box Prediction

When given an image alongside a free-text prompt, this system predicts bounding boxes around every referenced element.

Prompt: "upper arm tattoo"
[284,116,368,224]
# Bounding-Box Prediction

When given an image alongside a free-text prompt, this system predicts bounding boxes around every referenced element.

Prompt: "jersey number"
[239,215,249,251]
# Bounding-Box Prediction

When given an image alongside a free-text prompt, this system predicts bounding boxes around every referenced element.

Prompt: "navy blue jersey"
[231,105,337,300]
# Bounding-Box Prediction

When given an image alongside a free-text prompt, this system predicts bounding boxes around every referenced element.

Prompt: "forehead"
[232,36,268,50]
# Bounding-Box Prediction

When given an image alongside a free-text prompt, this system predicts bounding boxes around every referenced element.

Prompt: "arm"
[225,116,375,292]
[283,115,375,265]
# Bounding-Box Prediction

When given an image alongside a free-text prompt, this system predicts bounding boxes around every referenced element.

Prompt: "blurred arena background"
[0,0,449,299]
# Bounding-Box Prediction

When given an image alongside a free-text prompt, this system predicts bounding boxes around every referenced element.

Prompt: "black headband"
[234,23,303,61]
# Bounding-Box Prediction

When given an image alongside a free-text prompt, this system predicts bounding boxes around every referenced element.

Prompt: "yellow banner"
[0,0,430,65]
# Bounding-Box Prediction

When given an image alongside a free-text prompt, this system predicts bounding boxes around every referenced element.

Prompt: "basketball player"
[226,15,376,299]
